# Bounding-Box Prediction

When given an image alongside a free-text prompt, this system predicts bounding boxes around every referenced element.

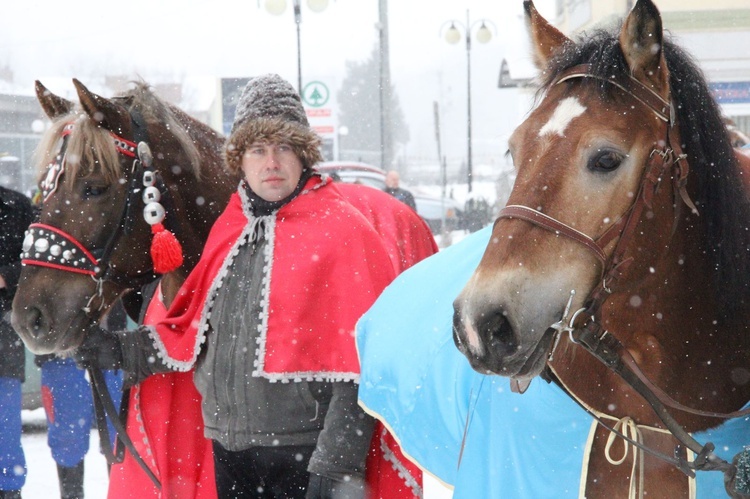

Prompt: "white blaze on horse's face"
[538,97,587,137]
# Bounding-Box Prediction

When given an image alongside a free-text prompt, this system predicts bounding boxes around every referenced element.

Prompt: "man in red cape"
[77,74,436,498]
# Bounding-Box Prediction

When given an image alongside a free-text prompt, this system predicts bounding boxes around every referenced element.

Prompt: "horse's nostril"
[32,315,43,337]
[485,311,517,353]
[25,306,48,339]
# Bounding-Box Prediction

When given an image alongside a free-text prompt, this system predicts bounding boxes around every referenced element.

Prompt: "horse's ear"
[35,80,74,119]
[72,78,130,137]
[619,0,669,96]
[524,0,572,69]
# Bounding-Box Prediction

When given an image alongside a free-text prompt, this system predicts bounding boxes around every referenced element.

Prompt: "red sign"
[306,108,332,117]
[313,125,335,135]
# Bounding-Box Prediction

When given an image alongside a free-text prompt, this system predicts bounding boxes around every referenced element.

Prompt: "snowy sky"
[0,0,558,164]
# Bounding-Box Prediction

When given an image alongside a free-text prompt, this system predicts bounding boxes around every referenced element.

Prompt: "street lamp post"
[262,0,329,93]
[442,10,494,193]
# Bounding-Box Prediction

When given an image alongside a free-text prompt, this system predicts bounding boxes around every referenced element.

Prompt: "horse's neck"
[555,220,750,431]
[735,148,750,191]
[157,125,236,273]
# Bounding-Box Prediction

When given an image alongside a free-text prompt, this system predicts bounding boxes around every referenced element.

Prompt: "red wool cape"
[110,178,432,498]
[108,285,216,499]
[147,176,396,379]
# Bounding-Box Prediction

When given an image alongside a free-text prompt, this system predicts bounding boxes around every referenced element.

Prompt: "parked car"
[315,161,463,234]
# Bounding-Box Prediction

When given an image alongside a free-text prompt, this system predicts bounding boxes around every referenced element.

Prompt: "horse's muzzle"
[11,303,84,354]
[452,303,554,380]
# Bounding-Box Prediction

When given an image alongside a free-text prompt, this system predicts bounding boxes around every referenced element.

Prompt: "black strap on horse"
[558,319,750,497]
[569,322,733,472]
[88,366,161,489]
[92,108,158,290]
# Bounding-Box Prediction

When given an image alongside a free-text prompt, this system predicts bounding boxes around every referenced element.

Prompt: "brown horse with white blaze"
[453,1,750,497]
[11,79,238,354]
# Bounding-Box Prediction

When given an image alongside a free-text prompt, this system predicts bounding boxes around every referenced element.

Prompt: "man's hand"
[72,326,124,370]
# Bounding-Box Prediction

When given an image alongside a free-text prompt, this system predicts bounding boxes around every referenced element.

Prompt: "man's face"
[241,141,303,201]
[385,171,400,189]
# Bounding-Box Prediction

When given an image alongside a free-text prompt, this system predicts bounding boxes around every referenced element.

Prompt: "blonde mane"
[33,82,204,190]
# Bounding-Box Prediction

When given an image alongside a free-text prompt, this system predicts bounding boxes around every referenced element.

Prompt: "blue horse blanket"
[356,226,749,498]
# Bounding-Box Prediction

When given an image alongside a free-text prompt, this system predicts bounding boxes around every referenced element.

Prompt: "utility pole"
[378,0,392,170]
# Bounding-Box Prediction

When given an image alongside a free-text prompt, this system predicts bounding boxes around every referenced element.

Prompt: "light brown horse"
[11,80,238,354]
[453,1,750,497]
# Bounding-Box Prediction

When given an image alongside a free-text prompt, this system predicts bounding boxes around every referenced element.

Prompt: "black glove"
[726,448,750,498]
[306,473,365,499]
[72,325,124,370]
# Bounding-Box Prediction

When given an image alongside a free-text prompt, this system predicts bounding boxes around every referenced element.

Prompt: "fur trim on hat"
[224,117,323,174]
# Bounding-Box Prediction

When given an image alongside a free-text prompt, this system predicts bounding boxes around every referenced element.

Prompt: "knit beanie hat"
[225,74,323,173]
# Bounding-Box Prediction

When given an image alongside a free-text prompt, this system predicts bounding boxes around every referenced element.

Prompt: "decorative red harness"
[22,123,181,287]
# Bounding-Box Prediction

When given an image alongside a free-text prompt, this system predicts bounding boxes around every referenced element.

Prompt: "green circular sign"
[302,81,329,108]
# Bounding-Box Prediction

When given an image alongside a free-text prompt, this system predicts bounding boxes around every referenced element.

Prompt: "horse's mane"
[34,82,219,187]
[536,28,750,319]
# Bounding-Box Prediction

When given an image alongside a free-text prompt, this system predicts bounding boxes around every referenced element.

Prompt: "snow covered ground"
[20,409,109,499]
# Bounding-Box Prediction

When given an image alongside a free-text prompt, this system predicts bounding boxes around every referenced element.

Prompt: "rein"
[86,364,161,489]
[498,64,746,485]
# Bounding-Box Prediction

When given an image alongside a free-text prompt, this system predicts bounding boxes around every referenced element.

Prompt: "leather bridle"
[497,64,694,319]
[496,64,749,483]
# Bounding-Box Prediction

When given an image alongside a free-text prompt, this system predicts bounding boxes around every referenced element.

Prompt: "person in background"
[75,73,396,498]
[5,188,123,499]
[35,302,124,499]
[383,170,416,211]
[0,185,34,499]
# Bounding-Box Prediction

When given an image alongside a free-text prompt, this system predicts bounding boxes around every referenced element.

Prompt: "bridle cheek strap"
[496,141,686,322]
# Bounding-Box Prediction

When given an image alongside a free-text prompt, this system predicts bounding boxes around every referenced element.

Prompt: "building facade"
[551,0,750,135]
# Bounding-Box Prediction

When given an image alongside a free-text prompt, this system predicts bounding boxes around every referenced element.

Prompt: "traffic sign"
[302,81,330,107]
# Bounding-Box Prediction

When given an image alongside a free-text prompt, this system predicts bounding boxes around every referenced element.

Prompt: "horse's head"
[12,79,232,354]
[453,0,684,380]
[10,80,155,353]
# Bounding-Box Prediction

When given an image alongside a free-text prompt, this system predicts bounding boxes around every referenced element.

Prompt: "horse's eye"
[588,150,624,172]
[83,185,108,199]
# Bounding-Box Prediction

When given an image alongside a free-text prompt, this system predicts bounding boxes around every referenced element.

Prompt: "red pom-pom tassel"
[150,223,183,274]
